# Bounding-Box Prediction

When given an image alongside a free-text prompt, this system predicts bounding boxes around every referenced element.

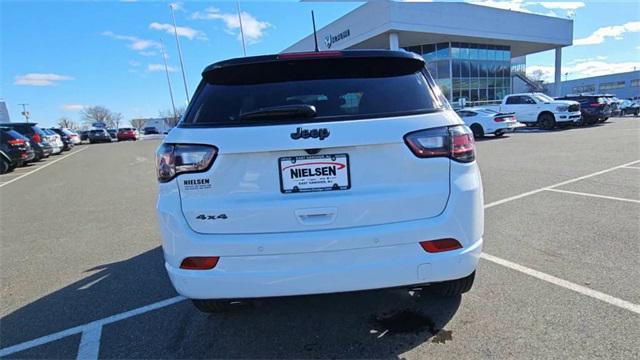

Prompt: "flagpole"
[169,3,190,103]
[160,39,178,124]
[236,1,247,56]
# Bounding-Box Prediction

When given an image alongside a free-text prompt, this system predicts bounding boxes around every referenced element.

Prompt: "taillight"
[32,133,41,144]
[495,116,515,122]
[420,239,463,253]
[180,256,219,270]
[156,143,218,183]
[8,138,25,146]
[404,125,475,163]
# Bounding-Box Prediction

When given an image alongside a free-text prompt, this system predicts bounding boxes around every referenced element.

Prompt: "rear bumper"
[166,237,482,299]
[492,122,524,133]
[157,161,484,299]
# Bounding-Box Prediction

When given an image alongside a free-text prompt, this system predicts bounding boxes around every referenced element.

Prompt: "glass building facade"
[404,42,512,103]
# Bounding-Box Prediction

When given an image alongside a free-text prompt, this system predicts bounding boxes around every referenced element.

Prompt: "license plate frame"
[279,154,350,194]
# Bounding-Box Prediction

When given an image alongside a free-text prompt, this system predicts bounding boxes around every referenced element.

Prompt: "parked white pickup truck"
[491,93,581,130]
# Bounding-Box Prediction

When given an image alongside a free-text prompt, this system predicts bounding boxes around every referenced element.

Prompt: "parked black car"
[1,127,35,173]
[0,122,53,161]
[79,130,89,142]
[88,129,112,143]
[556,95,611,125]
[142,126,159,135]
[49,128,74,151]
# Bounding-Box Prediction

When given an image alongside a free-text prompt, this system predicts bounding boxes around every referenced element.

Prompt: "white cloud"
[147,64,177,72]
[61,104,86,111]
[14,73,74,86]
[101,31,160,54]
[536,2,585,10]
[192,7,271,43]
[149,22,206,40]
[468,1,585,16]
[129,60,141,67]
[574,21,640,46]
[467,0,531,13]
[528,60,640,82]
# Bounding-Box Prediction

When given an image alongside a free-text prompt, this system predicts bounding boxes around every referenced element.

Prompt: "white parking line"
[0,147,88,189]
[481,253,640,315]
[484,159,640,208]
[545,188,640,204]
[622,165,640,169]
[76,325,102,360]
[0,296,185,357]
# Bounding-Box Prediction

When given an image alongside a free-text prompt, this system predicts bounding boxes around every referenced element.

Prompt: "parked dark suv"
[0,122,53,161]
[88,129,112,143]
[556,95,611,125]
[1,127,35,173]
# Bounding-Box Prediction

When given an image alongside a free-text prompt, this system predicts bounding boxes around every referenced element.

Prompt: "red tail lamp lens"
[180,256,219,270]
[8,139,25,146]
[420,239,463,253]
[404,125,475,163]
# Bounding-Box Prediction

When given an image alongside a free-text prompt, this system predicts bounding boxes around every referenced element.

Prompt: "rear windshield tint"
[90,130,105,134]
[181,57,444,127]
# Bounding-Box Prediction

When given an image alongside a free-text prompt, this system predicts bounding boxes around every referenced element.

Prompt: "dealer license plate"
[279,154,350,193]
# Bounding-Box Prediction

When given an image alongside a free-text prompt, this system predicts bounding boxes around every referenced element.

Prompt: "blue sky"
[2,0,639,128]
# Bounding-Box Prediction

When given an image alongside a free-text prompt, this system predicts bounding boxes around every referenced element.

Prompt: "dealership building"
[546,70,640,100]
[285,1,573,103]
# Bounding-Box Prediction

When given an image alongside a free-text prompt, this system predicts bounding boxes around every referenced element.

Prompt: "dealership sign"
[324,29,350,49]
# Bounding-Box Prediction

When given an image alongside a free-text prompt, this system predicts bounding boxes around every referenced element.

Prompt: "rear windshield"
[4,129,27,140]
[90,130,105,134]
[181,57,444,127]
[119,128,133,131]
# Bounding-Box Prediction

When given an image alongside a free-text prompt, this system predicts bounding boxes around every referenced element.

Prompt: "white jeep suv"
[156,50,484,312]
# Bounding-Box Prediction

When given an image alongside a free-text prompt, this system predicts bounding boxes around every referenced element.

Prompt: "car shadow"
[161,290,461,359]
[1,247,461,359]
[476,135,511,141]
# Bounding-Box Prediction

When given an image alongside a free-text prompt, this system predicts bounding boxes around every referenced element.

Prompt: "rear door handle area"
[295,207,337,225]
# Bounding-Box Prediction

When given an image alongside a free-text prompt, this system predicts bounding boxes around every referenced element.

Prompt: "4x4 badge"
[290,127,330,140]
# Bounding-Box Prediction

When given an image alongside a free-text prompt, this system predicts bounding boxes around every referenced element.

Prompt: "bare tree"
[112,112,123,130]
[159,106,186,127]
[81,105,121,128]
[58,116,77,129]
[526,69,547,92]
[130,118,145,130]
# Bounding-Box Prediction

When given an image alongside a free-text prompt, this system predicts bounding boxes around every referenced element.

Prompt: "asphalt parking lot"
[1,118,638,359]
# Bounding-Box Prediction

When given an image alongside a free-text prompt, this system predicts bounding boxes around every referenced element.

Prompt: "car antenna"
[312,10,319,52]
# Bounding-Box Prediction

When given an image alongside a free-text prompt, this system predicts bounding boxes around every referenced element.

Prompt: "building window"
[571,84,595,94]
[631,79,640,87]
[600,81,625,91]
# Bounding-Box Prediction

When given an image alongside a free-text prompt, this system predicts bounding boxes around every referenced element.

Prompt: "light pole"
[19,103,30,123]
[170,3,190,103]
[564,72,569,82]
[160,39,178,129]
[236,1,247,56]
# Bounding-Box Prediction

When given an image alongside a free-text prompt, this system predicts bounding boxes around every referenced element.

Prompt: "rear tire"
[191,299,239,313]
[538,113,556,130]
[0,158,10,174]
[428,271,475,296]
[470,124,484,139]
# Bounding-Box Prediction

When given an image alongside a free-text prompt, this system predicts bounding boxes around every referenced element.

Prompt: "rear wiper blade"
[239,104,316,121]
